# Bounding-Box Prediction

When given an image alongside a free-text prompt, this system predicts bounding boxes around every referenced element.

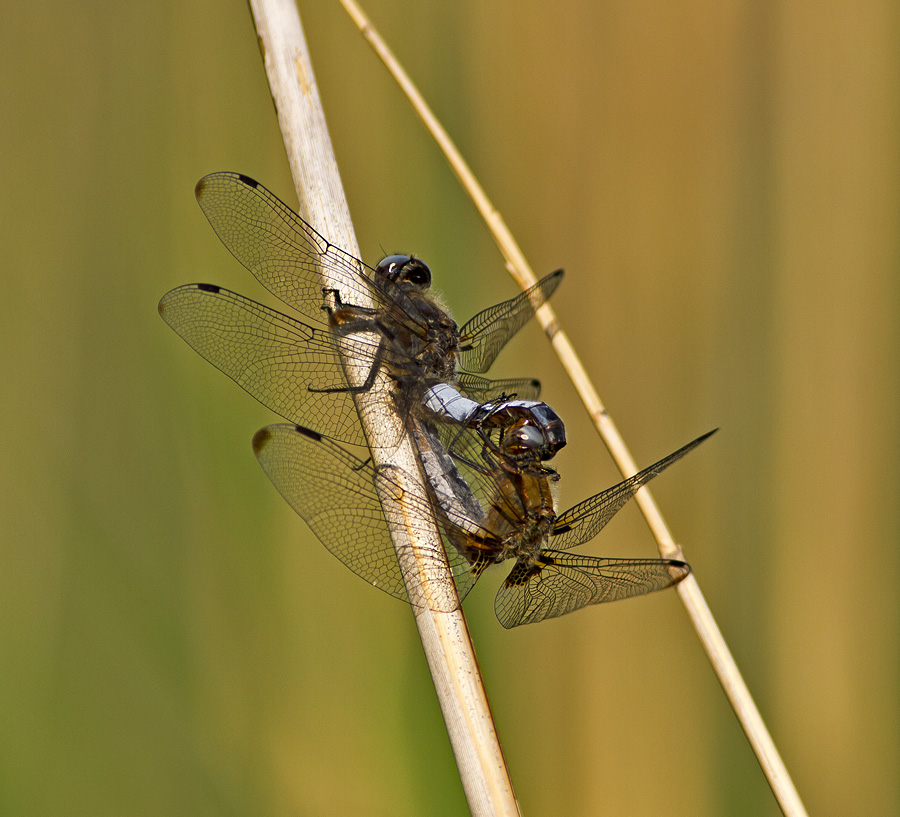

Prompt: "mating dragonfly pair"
[159,172,712,627]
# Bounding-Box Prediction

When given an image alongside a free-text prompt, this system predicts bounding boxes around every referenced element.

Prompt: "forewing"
[252,424,482,608]
[159,284,381,447]
[195,173,380,323]
[550,429,717,550]
[457,270,564,372]
[424,415,511,507]
[494,553,690,628]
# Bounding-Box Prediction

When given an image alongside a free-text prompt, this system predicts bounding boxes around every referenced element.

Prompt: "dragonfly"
[252,421,714,627]
[426,421,716,626]
[158,172,564,451]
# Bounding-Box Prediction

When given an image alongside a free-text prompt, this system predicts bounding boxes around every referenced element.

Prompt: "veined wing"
[457,269,563,373]
[420,408,528,500]
[159,283,388,448]
[494,553,690,628]
[195,173,382,324]
[252,424,486,609]
[550,429,717,551]
[458,373,542,402]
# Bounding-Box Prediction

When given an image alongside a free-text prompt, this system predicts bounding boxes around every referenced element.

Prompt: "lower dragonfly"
[422,418,715,626]
[252,418,714,627]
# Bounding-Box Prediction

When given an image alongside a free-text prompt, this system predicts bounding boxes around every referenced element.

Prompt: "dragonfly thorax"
[486,469,556,566]
[498,509,554,567]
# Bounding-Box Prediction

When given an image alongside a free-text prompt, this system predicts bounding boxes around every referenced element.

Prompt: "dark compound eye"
[514,425,546,448]
[400,258,431,288]
[374,255,432,288]
[374,254,412,279]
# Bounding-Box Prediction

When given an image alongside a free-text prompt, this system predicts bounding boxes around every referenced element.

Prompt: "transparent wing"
[550,429,717,551]
[159,283,388,448]
[457,270,564,373]
[458,373,542,402]
[494,553,690,628]
[195,172,382,323]
[252,424,485,608]
[424,415,523,504]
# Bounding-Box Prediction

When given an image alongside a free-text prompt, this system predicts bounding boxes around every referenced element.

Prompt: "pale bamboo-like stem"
[245,1,519,815]
[337,2,810,816]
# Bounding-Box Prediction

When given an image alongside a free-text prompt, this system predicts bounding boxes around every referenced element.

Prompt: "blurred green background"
[2,1,897,815]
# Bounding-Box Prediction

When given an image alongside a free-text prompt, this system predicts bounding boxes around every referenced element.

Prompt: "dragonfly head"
[492,402,566,463]
[375,254,432,291]
[498,407,567,470]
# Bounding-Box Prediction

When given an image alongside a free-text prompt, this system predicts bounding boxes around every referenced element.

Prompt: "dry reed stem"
[337,2,810,816]
[245,1,519,814]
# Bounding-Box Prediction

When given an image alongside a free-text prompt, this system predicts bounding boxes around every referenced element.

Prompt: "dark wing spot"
[469,555,493,579]
[251,427,273,456]
[294,425,322,442]
[503,558,546,588]
[237,174,259,188]
[503,552,560,588]
[194,178,208,197]
[196,283,221,294]
[668,560,691,578]
[503,562,530,588]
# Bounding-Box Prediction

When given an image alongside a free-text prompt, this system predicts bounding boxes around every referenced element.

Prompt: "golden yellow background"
[2,1,897,815]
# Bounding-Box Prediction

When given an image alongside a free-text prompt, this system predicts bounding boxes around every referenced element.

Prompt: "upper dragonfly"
[252,420,714,627]
[159,173,563,451]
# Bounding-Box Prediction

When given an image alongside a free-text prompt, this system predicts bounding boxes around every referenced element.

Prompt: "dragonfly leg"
[307,339,386,395]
